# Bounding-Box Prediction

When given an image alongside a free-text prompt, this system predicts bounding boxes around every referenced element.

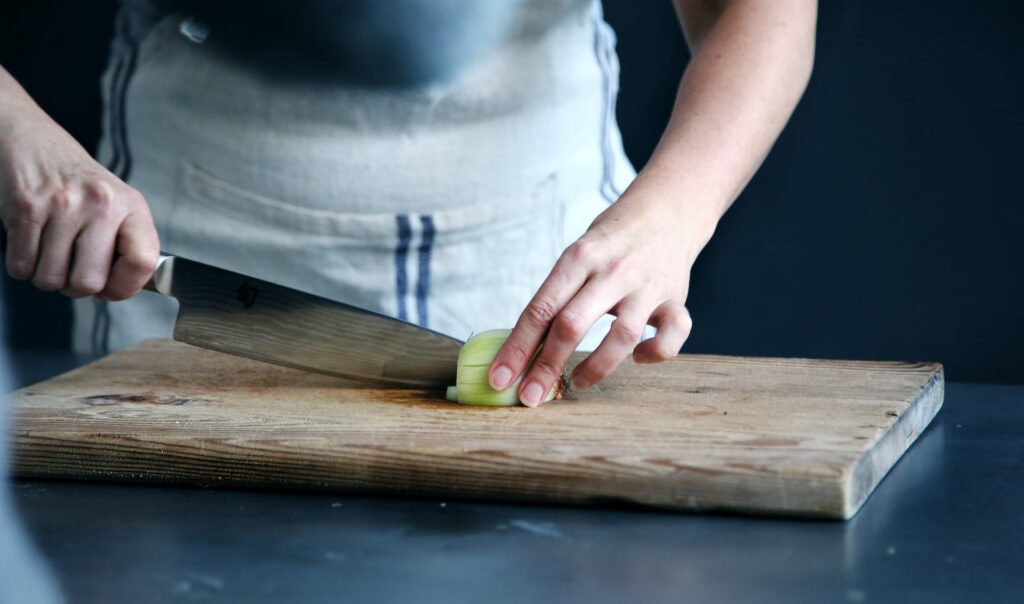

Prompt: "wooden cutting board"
[8,339,943,519]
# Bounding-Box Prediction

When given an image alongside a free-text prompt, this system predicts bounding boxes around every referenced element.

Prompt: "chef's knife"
[1,224,461,386]
[141,254,462,387]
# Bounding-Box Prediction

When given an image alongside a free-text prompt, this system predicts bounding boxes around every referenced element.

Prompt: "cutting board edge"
[9,447,850,520]
[11,430,853,519]
[8,465,853,520]
[841,363,945,519]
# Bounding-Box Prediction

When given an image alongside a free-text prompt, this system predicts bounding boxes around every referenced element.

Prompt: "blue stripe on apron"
[416,214,435,327]
[394,214,412,322]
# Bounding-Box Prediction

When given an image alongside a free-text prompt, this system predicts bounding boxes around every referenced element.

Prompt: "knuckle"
[85,183,116,218]
[605,255,627,275]
[582,361,612,384]
[578,351,621,385]
[99,282,134,301]
[6,259,34,280]
[610,319,644,345]
[572,365,599,388]
[69,274,105,296]
[93,180,116,203]
[11,191,41,218]
[60,286,88,299]
[589,366,613,384]
[564,238,599,265]
[51,187,77,212]
[680,318,693,338]
[32,274,67,291]
[122,187,147,210]
[100,289,132,302]
[659,303,692,330]
[101,275,140,301]
[646,341,677,362]
[122,251,159,276]
[529,355,563,381]
[523,298,560,329]
[502,339,535,365]
[670,305,694,335]
[551,310,588,342]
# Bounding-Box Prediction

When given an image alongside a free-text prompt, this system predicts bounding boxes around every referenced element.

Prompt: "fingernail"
[490,364,514,390]
[633,352,648,364]
[520,381,545,407]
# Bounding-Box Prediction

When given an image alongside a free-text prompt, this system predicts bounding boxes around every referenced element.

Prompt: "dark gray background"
[2,1,1022,384]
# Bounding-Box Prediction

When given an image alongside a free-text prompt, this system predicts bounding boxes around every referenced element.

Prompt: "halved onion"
[446,329,560,406]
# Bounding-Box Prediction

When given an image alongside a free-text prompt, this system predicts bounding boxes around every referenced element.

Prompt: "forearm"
[0,66,49,128]
[0,65,85,166]
[627,0,817,249]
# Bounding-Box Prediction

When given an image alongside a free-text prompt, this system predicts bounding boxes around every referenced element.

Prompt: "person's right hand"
[0,105,159,301]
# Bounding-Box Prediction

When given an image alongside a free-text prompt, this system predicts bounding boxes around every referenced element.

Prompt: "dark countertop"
[5,353,1023,603]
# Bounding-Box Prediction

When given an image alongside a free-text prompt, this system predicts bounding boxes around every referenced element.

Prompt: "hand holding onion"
[483,181,703,407]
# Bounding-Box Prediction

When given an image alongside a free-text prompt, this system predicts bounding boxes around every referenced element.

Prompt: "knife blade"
[4,230,462,386]
[142,254,462,387]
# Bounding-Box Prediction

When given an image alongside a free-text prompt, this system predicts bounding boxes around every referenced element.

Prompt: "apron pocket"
[169,161,403,313]
[169,162,564,337]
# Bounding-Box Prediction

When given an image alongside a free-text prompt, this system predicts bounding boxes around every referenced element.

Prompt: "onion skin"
[449,329,559,406]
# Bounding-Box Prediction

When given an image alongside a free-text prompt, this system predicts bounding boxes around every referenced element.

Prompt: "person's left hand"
[487,181,705,407]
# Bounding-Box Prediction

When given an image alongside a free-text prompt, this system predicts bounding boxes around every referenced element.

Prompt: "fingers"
[61,221,118,298]
[565,302,690,397]
[570,298,649,389]
[488,243,592,393]
[32,208,80,291]
[516,277,623,406]
[633,302,692,364]
[99,210,159,301]
[518,296,692,407]
[3,218,44,280]
[489,231,695,407]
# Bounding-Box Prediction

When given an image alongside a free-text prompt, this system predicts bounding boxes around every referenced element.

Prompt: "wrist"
[0,67,52,141]
[621,164,723,253]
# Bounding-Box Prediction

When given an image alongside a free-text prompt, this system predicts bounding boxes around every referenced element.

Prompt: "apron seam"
[592,2,622,205]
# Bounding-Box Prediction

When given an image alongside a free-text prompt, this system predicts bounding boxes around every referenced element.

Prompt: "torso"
[76,0,635,353]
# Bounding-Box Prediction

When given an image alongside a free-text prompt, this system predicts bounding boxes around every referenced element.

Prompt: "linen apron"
[73,0,638,355]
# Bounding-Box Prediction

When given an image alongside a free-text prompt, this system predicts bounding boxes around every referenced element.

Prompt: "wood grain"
[7,339,944,519]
